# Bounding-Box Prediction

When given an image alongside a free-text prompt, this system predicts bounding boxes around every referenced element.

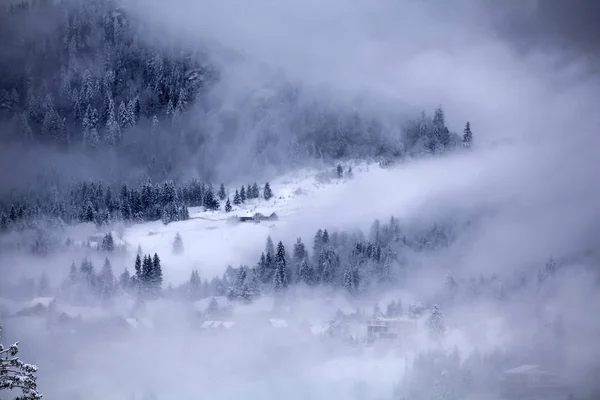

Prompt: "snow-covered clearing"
[122,163,372,284]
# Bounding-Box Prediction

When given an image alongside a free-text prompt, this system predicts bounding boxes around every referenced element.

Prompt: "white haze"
[4,0,600,399]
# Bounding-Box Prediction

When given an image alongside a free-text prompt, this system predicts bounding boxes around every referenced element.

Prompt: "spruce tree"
[292,238,306,265]
[101,232,114,252]
[265,236,275,260]
[218,183,226,201]
[462,121,473,149]
[336,164,343,178]
[240,186,246,202]
[263,182,273,200]
[225,198,232,213]
[233,189,241,205]
[0,324,42,400]
[272,241,288,292]
[99,257,115,300]
[189,270,201,300]
[172,232,184,255]
[151,253,163,298]
[298,258,313,286]
[343,264,359,295]
[246,184,253,199]
[251,183,259,199]
[428,305,445,338]
[119,269,131,292]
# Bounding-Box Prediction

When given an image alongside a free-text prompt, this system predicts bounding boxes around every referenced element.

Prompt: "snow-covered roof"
[337,307,357,316]
[30,297,56,308]
[200,320,214,329]
[222,321,235,329]
[200,320,235,329]
[504,365,552,375]
[269,318,288,328]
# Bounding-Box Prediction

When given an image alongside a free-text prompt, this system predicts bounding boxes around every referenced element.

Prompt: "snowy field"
[120,163,375,284]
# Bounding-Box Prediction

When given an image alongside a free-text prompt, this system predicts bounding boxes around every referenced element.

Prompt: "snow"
[504,365,545,374]
[269,318,288,328]
[116,164,371,284]
[222,321,236,329]
[30,297,56,308]
[310,324,330,336]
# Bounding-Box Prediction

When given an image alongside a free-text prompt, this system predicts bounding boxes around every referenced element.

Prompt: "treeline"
[0,0,475,187]
[174,217,458,303]
[0,179,274,234]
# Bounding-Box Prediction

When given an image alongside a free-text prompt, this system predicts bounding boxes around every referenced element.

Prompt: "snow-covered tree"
[272,241,288,292]
[101,232,114,252]
[233,189,241,205]
[119,268,131,292]
[224,198,232,213]
[239,186,246,202]
[188,270,202,300]
[263,182,273,200]
[172,232,184,255]
[462,121,472,149]
[428,305,445,338]
[217,184,226,201]
[0,324,42,400]
[297,258,313,286]
[336,164,343,178]
[98,257,115,299]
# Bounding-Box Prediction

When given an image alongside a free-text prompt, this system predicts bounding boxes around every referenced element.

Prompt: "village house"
[365,316,417,343]
[237,212,279,223]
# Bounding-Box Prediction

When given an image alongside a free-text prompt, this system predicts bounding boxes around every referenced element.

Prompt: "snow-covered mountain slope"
[121,163,370,284]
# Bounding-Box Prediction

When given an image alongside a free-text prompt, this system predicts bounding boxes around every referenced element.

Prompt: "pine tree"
[428,305,445,338]
[462,121,473,149]
[432,107,450,151]
[104,97,120,145]
[0,324,42,400]
[263,182,273,200]
[207,297,219,315]
[68,261,78,283]
[233,189,241,205]
[336,164,343,178]
[203,185,219,211]
[188,270,202,300]
[240,186,246,202]
[246,184,253,199]
[101,232,114,252]
[99,257,115,300]
[0,213,7,232]
[265,236,275,260]
[292,238,306,264]
[218,183,226,201]
[251,183,259,199]
[347,166,353,178]
[298,258,313,286]
[343,264,359,295]
[172,232,184,255]
[119,268,131,292]
[225,198,232,213]
[272,241,288,292]
[151,253,163,298]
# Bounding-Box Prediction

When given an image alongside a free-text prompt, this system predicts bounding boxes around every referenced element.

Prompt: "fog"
[2,0,600,399]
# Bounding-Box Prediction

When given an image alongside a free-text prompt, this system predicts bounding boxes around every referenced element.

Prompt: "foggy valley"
[1,0,600,399]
